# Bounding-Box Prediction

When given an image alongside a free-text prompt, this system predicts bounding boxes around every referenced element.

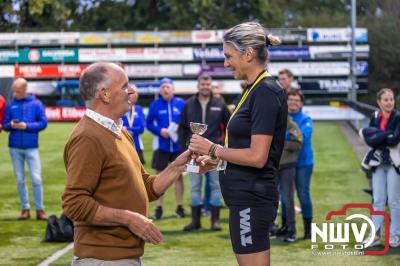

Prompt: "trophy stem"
[186,152,200,173]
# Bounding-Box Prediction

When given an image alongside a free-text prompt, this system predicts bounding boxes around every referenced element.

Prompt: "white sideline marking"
[37,243,74,266]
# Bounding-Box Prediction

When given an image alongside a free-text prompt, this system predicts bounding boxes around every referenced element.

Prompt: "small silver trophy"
[187,122,208,173]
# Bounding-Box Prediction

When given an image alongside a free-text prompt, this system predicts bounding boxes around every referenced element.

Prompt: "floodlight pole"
[349,0,357,102]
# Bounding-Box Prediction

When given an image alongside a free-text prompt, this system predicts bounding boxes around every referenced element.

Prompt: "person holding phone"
[2,78,48,220]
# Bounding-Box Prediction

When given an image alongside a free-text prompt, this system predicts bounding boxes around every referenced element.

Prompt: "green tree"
[18,0,72,31]
[165,0,284,30]
[0,1,17,31]
[359,0,400,103]
[69,0,132,31]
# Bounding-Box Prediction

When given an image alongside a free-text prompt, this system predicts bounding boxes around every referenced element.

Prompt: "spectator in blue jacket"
[2,78,48,221]
[146,78,186,219]
[122,86,146,164]
[286,89,314,239]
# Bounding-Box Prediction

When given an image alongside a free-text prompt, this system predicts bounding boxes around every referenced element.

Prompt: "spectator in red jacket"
[0,94,6,132]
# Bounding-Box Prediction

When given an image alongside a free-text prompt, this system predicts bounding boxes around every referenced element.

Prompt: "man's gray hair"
[79,62,112,101]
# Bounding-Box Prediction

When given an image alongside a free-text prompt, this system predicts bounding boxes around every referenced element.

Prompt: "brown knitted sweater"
[62,116,159,260]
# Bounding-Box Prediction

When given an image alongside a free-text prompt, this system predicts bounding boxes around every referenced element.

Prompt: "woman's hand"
[189,134,214,155]
[196,155,219,174]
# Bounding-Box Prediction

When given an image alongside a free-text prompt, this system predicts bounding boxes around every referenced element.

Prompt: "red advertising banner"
[45,106,86,121]
[15,64,88,78]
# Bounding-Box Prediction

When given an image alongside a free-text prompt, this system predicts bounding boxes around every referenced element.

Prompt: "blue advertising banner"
[269,47,310,60]
[193,48,224,61]
[193,47,311,60]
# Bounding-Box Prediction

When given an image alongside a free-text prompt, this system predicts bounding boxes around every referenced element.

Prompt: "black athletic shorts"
[151,149,179,171]
[228,205,277,254]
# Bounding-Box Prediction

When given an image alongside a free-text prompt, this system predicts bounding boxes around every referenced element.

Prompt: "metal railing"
[343,99,378,131]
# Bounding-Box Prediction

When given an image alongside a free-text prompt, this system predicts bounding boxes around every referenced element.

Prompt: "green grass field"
[0,122,399,266]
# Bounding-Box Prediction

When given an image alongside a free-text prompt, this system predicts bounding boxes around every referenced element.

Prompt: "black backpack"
[45,214,74,242]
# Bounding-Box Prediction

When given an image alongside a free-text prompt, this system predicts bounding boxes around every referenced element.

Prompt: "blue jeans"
[295,165,313,219]
[189,170,221,207]
[204,175,211,210]
[9,148,44,210]
[276,167,296,232]
[372,165,400,237]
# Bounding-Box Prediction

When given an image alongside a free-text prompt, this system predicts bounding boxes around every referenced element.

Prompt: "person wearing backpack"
[274,115,303,242]
[286,89,314,240]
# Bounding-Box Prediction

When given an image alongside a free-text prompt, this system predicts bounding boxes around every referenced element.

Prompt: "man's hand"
[126,212,163,245]
[90,206,162,244]
[170,149,192,172]
[11,121,27,130]
[152,149,192,195]
[160,128,170,139]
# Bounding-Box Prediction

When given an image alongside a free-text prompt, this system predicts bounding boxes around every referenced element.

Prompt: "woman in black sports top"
[189,22,287,266]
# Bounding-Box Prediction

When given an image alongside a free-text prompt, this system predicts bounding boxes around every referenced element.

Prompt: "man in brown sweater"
[62,62,191,265]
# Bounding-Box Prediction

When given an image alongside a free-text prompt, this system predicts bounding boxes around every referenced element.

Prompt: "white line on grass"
[37,243,74,266]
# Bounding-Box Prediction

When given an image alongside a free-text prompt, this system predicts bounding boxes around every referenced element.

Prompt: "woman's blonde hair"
[223,22,281,65]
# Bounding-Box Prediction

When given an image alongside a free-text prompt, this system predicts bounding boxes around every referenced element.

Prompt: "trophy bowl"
[187,122,208,173]
[190,122,208,135]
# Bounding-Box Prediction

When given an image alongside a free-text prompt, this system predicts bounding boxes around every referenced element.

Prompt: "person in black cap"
[146,78,186,220]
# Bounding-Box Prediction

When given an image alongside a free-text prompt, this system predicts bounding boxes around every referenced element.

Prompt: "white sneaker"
[389,235,400,248]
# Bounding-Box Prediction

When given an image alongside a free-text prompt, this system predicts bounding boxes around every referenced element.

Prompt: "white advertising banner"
[172,80,242,94]
[135,80,242,94]
[303,106,365,121]
[27,81,57,95]
[0,28,368,46]
[309,45,369,59]
[79,48,193,62]
[0,32,79,45]
[126,61,368,78]
[79,32,110,44]
[191,30,224,43]
[125,64,183,77]
[79,48,127,61]
[268,61,368,76]
[135,31,191,43]
[110,32,136,44]
[141,47,193,61]
[307,28,368,42]
[0,65,14,77]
